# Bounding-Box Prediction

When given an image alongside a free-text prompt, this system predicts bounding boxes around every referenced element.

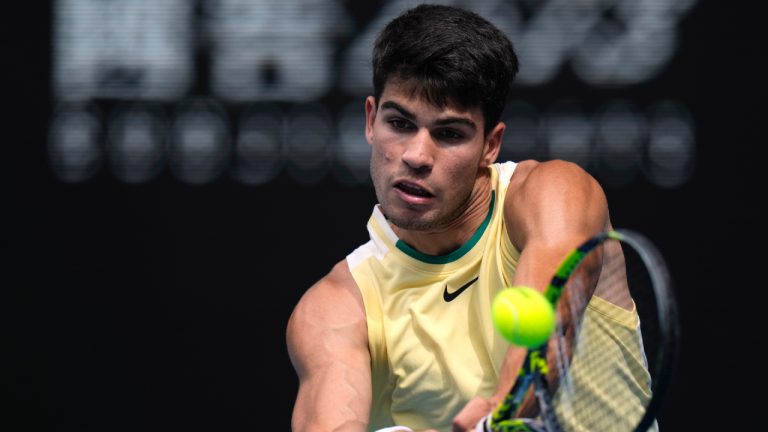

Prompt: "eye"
[388,118,412,130]
[435,128,464,141]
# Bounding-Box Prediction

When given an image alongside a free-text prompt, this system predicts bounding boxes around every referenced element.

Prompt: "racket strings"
[492,231,675,432]
[548,239,659,431]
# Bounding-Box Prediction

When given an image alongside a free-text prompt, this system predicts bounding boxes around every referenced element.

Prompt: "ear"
[482,121,505,167]
[364,96,377,145]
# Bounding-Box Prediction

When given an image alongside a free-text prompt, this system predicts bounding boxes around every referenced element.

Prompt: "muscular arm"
[506,159,609,289]
[287,260,372,432]
[500,160,611,417]
[505,161,622,417]
[452,160,610,430]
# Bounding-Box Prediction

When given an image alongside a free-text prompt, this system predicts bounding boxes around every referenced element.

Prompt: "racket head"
[539,229,680,432]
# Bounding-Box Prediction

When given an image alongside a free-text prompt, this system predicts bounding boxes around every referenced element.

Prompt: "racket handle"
[490,418,547,432]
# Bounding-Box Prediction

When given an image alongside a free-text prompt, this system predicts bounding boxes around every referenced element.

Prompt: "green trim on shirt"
[396,190,496,264]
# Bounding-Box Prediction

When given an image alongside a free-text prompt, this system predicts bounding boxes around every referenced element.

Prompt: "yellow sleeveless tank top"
[347,162,520,430]
[346,161,654,431]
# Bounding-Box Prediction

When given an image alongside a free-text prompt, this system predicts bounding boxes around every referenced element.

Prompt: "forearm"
[489,240,596,418]
[292,362,372,432]
[488,345,526,407]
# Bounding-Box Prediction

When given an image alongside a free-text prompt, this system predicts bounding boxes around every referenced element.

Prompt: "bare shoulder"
[286,259,367,370]
[505,160,608,249]
[508,159,600,195]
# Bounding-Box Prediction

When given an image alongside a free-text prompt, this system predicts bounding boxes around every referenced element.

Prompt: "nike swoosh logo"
[443,276,479,302]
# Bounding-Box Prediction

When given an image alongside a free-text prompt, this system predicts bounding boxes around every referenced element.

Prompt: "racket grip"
[475,414,491,432]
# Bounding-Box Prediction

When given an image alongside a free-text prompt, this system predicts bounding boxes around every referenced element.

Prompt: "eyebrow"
[380,101,477,131]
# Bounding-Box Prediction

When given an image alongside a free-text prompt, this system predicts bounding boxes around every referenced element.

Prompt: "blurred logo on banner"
[48,0,697,188]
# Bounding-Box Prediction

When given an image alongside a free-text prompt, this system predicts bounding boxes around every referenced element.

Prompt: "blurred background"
[4,0,760,430]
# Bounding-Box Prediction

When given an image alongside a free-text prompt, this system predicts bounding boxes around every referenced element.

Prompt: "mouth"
[394,180,434,202]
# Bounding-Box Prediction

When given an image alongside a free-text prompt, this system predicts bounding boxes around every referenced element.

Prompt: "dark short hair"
[372,4,519,135]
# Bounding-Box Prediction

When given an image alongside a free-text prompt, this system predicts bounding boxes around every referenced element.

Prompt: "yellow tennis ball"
[492,286,555,348]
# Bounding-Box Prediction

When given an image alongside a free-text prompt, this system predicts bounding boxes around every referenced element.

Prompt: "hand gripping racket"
[485,229,679,432]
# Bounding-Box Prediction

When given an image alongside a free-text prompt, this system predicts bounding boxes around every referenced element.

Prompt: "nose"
[402,128,434,173]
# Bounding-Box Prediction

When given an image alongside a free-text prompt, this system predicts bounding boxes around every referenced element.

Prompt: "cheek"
[445,151,481,178]
[371,137,397,163]
[369,145,392,180]
[370,145,386,165]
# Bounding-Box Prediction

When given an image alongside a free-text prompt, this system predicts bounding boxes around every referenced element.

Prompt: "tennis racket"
[485,229,679,432]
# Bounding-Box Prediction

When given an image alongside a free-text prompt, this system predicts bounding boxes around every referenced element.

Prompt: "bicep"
[506,160,609,291]
[287,271,372,432]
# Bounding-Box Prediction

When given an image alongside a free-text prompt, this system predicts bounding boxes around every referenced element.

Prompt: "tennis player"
[287,4,650,431]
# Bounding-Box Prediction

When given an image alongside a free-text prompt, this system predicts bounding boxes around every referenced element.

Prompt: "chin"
[385,209,438,231]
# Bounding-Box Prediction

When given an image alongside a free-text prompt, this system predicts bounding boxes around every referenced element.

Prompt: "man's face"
[365,79,501,231]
